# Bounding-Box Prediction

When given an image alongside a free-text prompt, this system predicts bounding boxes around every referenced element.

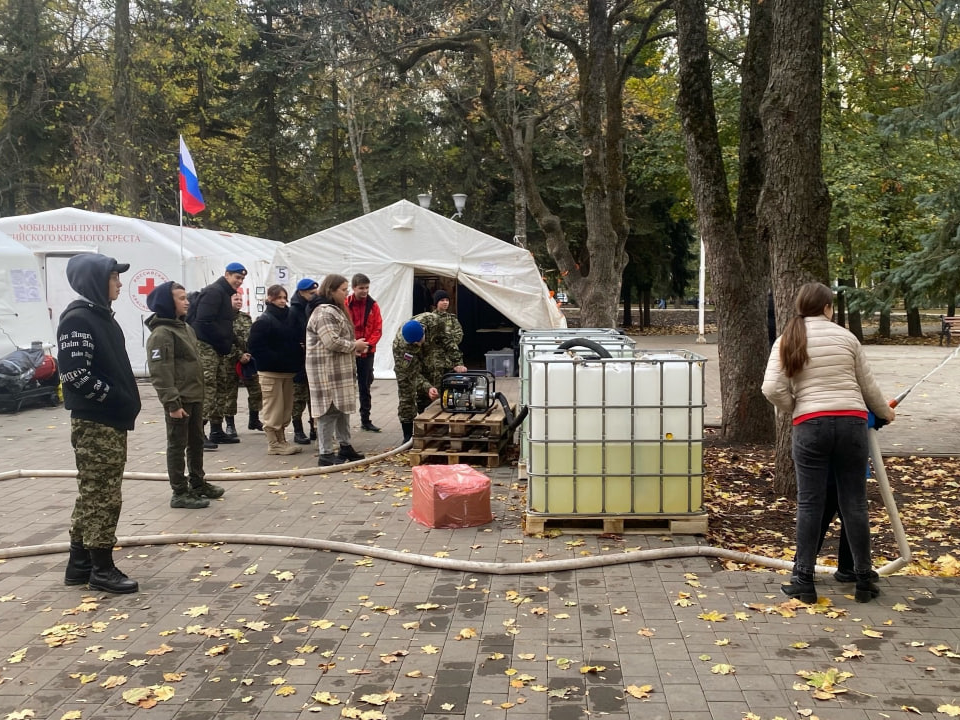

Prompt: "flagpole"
[178,135,185,286]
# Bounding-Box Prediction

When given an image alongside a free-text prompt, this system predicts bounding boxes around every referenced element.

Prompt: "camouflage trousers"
[198,341,230,422]
[224,369,263,416]
[397,379,431,423]
[164,401,205,493]
[292,379,310,420]
[69,418,127,549]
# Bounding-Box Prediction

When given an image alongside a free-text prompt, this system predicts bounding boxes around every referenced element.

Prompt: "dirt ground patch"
[703,438,960,577]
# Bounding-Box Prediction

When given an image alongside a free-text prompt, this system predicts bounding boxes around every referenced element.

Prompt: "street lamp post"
[451,193,467,220]
[417,192,467,219]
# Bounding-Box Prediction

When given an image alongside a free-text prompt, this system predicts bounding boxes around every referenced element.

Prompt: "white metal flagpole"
[178,136,185,286]
[696,237,706,343]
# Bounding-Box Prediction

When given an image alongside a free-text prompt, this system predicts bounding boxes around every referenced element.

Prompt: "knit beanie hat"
[402,319,425,343]
[433,289,450,305]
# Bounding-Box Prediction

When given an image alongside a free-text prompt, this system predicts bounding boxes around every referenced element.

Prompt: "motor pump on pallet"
[440,371,496,413]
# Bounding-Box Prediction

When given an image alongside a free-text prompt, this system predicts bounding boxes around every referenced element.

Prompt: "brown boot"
[267,428,300,455]
[278,427,303,454]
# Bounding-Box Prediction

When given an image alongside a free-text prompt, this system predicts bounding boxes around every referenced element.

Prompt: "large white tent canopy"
[0,208,281,375]
[273,199,566,378]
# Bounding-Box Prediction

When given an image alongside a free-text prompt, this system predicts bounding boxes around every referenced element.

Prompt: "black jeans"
[817,469,854,572]
[792,416,871,578]
[356,354,375,422]
[165,401,205,493]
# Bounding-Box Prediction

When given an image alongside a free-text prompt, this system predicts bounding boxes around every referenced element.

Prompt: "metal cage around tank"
[522,346,707,517]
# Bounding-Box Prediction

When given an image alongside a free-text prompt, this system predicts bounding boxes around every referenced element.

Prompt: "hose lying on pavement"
[0,440,414,483]
[0,533,908,577]
[0,433,911,578]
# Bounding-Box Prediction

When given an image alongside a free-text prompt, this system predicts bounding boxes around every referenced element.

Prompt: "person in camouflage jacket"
[225,292,263,432]
[432,289,463,373]
[392,311,466,442]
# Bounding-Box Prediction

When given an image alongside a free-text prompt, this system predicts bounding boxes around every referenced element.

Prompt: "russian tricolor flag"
[179,135,206,215]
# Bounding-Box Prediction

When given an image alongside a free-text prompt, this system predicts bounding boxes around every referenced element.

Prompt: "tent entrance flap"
[457,284,517,370]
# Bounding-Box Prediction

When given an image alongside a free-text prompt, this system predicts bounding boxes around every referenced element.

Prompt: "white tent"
[0,208,281,376]
[0,232,56,357]
[273,199,566,378]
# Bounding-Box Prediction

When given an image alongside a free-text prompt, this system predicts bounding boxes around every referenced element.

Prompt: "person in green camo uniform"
[224,291,263,431]
[392,312,466,443]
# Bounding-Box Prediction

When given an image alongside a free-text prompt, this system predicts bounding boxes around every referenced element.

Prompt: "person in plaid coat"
[306,273,369,466]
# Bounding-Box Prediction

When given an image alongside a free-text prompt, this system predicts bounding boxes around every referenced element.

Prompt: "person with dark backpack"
[189,263,246,448]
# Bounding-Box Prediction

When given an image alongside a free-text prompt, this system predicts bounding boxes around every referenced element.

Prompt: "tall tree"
[757,0,831,493]
[386,0,671,327]
[674,0,774,444]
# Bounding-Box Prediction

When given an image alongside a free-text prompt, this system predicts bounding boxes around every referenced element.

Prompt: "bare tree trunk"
[342,80,371,214]
[674,0,774,444]
[113,0,138,214]
[906,304,922,337]
[330,80,342,208]
[512,165,527,248]
[878,310,891,338]
[758,0,831,496]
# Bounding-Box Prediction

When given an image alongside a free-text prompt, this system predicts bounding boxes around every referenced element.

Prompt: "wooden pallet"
[414,401,511,439]
[411,400,516,467]
[522,512,708,536]
[408,447,505,468]
[413,433,509,454]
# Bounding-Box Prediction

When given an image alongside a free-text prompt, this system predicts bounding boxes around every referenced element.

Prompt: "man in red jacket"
[346,273,383,432]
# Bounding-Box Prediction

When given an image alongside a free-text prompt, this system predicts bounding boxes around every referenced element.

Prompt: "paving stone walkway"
[1,338,958,720]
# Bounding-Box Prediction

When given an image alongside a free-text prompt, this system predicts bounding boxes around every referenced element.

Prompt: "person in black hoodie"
[190,262,246,446]
[57,253,141,594]
[289,278,318,444]
[248,284,304,455]
[145,281,226,510]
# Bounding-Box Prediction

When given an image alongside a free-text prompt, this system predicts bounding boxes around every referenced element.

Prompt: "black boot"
[292,417,311,445]
[193,481,225,499]
[170,489,211,509]
[361,418,381,432]
[781,573,817,604]
[855,573,880,603]
[88,548,139,594]
[209,421,240,444]
[64,542,92,586]
[400,421,414,443]
[309,419,317,441]
[318,452,344,467]
[203,421,218,451]
[248,410,263,431]
[339,444,365,461]
[224,416,238,438]
[833,567,879,583]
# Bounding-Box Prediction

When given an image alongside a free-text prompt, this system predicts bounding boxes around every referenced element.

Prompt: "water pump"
[440,371,496,413]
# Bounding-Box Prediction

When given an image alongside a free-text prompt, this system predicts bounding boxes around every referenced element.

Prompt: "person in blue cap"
[289,277,319,444]
[392,312,466,443]
[188,262,247,448]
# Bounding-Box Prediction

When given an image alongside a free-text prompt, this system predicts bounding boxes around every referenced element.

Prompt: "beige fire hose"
[0,433,911,577]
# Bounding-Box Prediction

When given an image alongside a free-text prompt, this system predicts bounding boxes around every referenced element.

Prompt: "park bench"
[939,315,960,346]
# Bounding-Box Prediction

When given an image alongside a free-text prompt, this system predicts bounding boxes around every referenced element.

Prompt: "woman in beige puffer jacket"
[763,282,895,605]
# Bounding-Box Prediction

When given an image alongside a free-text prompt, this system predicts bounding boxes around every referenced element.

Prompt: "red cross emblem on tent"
[128,268,170,312]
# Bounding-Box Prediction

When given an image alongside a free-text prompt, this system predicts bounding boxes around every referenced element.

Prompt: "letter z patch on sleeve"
[151,348,162,360]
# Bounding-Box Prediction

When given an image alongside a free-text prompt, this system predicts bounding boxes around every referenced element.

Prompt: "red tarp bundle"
[409,464,493,529]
